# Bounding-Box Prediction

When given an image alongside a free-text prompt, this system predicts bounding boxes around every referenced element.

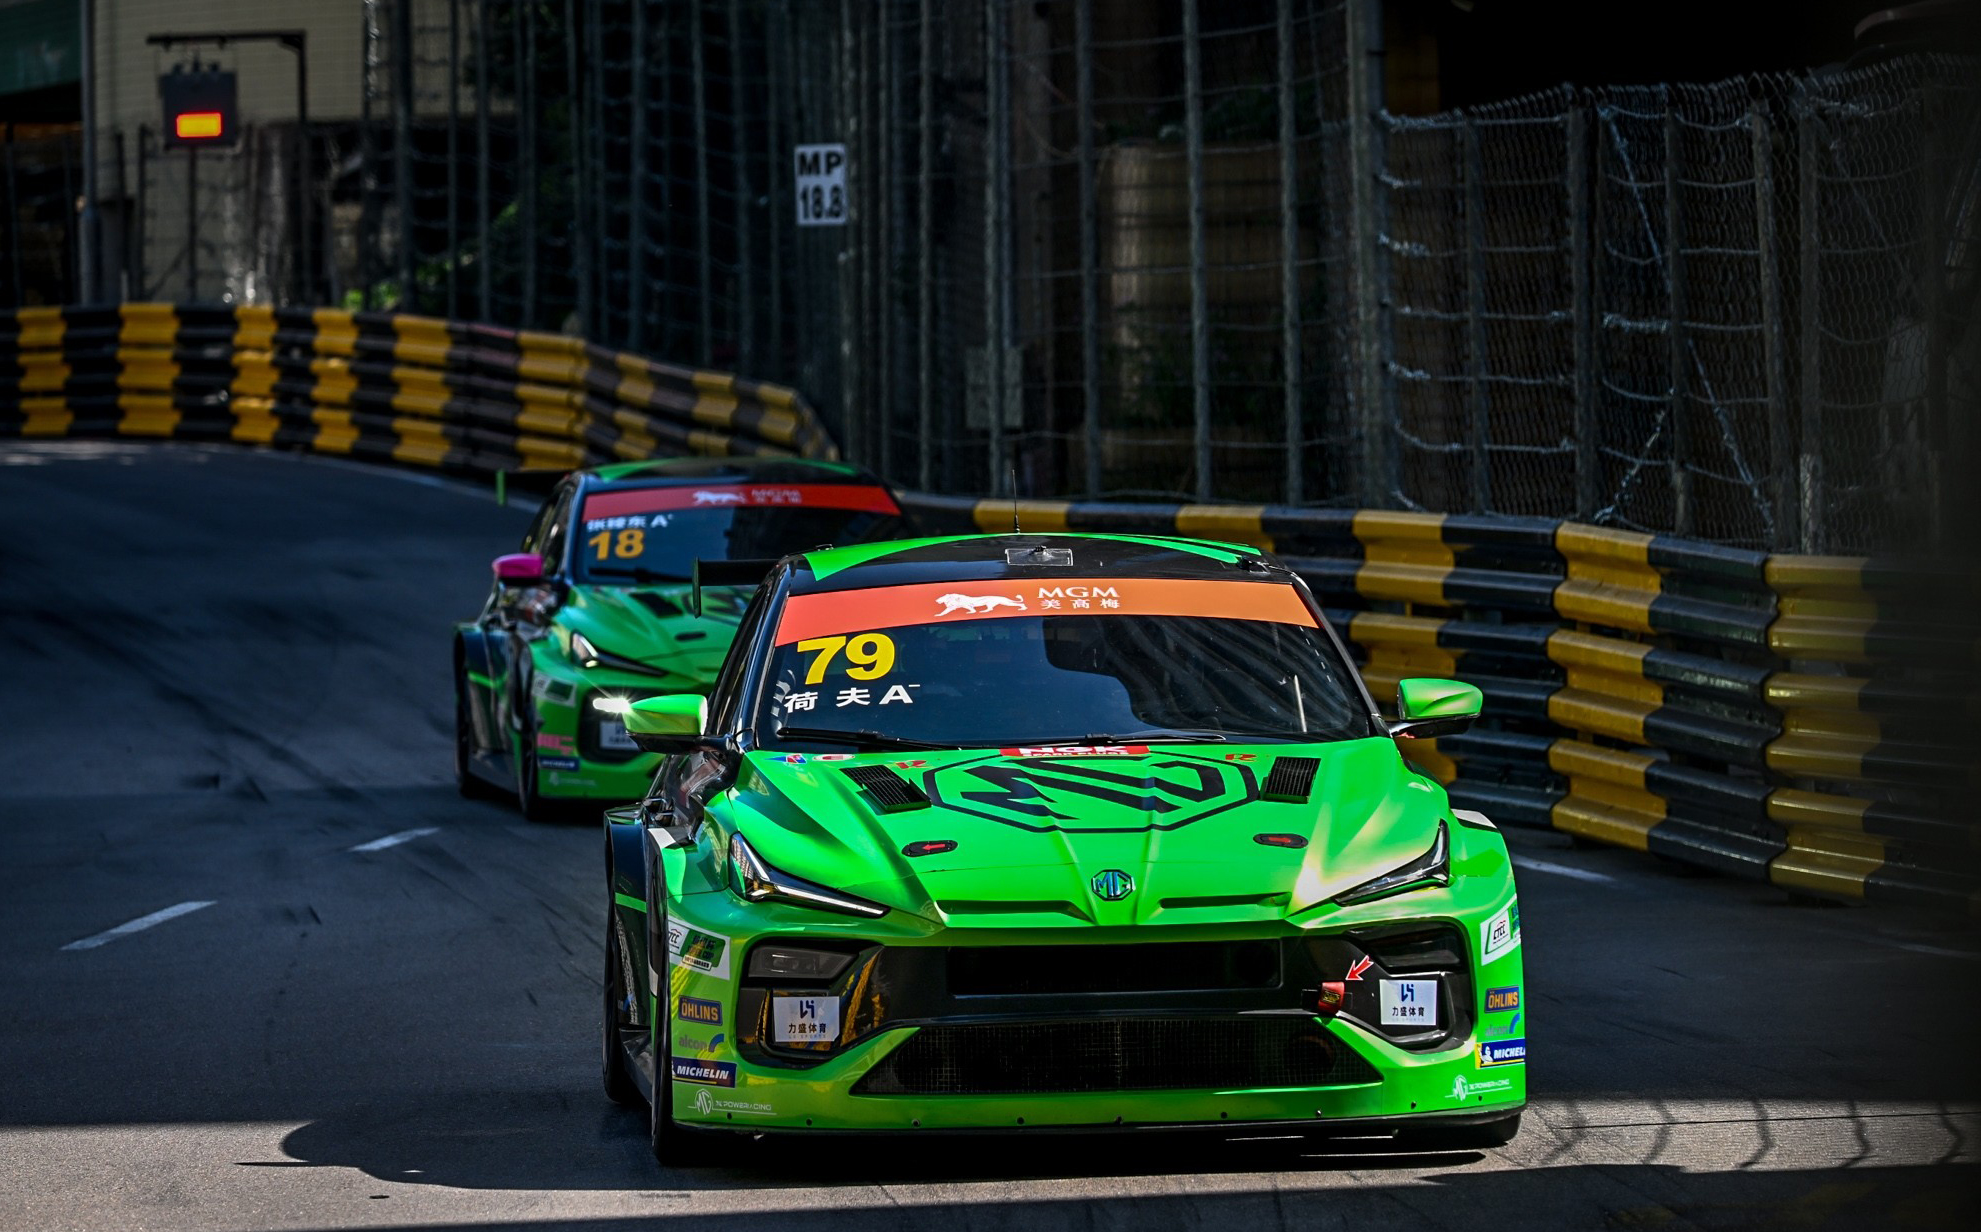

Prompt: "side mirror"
[623,693,710,754]
[1388,677,1482,741]
[493,552,545,585]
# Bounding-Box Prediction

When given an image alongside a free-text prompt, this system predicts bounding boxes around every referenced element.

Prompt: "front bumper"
[649,896,1527,1132]
[527,665,667,800]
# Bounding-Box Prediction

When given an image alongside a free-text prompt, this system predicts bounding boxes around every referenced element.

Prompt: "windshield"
[572,483,906,583]
[753,577,1374,750]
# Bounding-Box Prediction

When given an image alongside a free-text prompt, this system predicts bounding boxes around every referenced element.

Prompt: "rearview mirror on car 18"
[493,552,545,585]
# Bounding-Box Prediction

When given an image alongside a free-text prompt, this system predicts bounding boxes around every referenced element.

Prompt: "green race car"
[452,457,911,819]
[601,532,1527,1158]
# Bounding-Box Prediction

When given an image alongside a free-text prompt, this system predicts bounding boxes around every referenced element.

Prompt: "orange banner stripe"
[774,578,1317,646]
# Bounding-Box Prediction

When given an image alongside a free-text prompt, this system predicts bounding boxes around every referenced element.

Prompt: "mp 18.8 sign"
[794,144,848,226]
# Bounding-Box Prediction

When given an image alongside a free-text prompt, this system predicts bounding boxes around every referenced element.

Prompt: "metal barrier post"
[564,0,590,334]
[983,0,1008,493]
[768,0,788,380]
[393,0,415,309]
[917,0,937,491]
[1569,100,1598,519]
[1751,103,1797,549]
[1183,0,1211,500]
[731,0,755,375]
[1276,0,1302,505]
[629,0,649,350]
[447,0,460,318]
[520,1,538,326]
[475,0,491,322]
[841,0,862,463]
[1663,98,1693,537]
[1346,0,1390,507]
[1796,93,1823,553]
[694,0,714,364]
[187,143,199,300]
[1463,116,1490,513]
[587,0,608,339]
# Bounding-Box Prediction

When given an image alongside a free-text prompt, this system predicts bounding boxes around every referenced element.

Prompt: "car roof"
[788,533,1289,594]
[582,456,883,488]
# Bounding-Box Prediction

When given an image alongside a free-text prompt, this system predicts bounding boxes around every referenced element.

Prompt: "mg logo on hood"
[1091,869,1135,901]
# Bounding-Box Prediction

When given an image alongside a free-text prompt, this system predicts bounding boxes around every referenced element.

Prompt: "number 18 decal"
[587,528,646,560]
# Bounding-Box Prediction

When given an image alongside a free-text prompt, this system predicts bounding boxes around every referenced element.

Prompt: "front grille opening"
[949,940,1280,996]
[853,1018,1380,1095]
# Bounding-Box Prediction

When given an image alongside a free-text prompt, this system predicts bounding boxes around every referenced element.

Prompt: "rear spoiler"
[690,558,780,617]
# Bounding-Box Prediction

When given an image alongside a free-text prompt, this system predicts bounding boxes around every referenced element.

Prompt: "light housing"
[728,833,889,918]
[1333,820,1450,906]
[747,944,855,981]
[568,631,666,676]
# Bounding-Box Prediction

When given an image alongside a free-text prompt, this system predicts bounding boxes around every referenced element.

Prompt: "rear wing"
[690,558,780,617]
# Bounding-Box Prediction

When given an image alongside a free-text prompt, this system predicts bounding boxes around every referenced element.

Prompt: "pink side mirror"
[493,552,545,585]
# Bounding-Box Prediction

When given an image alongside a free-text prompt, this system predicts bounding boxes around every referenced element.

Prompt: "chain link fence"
[7,2,1973,553]
[1381,58,1978,550]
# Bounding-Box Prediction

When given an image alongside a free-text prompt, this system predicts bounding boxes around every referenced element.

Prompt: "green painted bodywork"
[502,581,748,800]
[634,739,1526,1131]
[1397,677,1484,721]
[625,693,708,737]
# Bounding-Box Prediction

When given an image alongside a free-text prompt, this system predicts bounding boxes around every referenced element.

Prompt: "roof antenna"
[1010,465,1021,533]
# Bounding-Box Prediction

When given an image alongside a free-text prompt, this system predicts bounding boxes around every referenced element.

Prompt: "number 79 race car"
[601,532,1525,1160]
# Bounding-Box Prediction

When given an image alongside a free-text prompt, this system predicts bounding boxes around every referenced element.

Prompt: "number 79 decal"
[796,632,897,684]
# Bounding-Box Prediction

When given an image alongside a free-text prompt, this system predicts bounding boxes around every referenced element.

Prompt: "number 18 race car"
[453,458,910,819]
[601,532,1526,1159]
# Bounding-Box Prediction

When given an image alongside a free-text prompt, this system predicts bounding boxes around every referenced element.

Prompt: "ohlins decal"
[921,753,1259,833]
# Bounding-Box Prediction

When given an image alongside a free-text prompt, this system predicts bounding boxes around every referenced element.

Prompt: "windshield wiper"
[1056,728,1231,744]
[772,726,958,752]
[587,566,691,584]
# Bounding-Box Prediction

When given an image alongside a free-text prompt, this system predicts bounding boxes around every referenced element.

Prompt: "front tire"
[454,660,503,801]
[648,911,727,1166]
[517,742,557,823]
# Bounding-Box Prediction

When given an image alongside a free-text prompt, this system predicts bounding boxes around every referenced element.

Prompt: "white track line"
[1511,855,1616,884]
[348,827,440,853]
[61,901,216,952]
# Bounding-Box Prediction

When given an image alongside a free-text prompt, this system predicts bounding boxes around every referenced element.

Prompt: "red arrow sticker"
[1345,956,1374,981]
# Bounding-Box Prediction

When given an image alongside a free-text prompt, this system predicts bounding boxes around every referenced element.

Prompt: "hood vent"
[633,592,683,618]
[839,765,930,812]
[1262,756,1321,803]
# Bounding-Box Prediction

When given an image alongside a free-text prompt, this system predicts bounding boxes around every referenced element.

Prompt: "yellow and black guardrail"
[904,493,1979,915]
[0,303,836,471]
[5,304,1972,913]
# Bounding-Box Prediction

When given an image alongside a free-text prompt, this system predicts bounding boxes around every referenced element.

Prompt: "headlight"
[1334,820,1450,906]
[569,632,666,677]
[591,696,632,714]
[728,834,888,918]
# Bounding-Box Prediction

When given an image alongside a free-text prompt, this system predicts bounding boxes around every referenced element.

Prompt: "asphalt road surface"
[2,440,1977,1232]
